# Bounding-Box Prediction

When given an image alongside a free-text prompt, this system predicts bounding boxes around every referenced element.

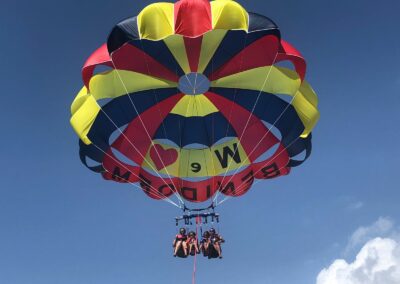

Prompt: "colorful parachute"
[70,0,319,204]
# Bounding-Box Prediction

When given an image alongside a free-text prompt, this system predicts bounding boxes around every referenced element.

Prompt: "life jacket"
[176,234,187,241]
[187,236,197,244]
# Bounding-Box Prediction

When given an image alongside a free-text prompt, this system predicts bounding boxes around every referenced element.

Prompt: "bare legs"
[200,241,209,255]
[188,241,200,254]
[173,240,188,256]
[213,242,222,258]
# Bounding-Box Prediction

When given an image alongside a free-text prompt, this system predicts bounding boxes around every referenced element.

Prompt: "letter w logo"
[214,143,241,169]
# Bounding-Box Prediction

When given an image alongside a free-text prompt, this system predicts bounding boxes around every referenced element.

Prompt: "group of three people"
[173,228,224,259]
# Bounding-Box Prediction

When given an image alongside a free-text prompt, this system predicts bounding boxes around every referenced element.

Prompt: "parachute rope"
[211,32,251,205]
[192,217,200,284]
[76,79,183,207]
[176,73,199,207]
[137,39,188,206]
[87,90,184,208]
[217,51,279,186]
[110,56,186,208]
[216,81,302,202]
[212,40,281,205]
[213,43,305,206]
[200,112,213,190]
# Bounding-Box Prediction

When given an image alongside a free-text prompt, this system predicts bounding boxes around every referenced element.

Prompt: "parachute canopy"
[71,0,319,203]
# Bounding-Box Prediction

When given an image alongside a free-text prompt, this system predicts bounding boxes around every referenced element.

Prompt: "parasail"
[70,0,319,206]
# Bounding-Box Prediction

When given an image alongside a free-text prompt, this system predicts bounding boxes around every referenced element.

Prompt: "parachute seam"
[217,62,306,202]
[214,51,279,200]
[125,40,186,206]
[197,96,215,197]
[109,59,184,208]
[212,32,249,205]
[181,95,194,200]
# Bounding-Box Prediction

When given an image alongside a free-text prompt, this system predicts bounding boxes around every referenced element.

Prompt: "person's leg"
[214,243,222,258]
[174,241,182,256]
[194,242,200,253]
[203,242,210,256]
[182,242,188,256]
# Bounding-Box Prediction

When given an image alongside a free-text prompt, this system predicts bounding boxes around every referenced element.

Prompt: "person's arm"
[172,236,177,247]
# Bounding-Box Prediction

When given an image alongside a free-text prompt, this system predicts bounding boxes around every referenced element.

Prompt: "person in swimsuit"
[209,228,224,259]
[186,231,200,255]
[199,230,210,256]
[173,228,188,257]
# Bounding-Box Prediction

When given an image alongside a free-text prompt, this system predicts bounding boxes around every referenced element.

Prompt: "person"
[209,228,225,259]
[186,231,200,255]
[199,230,210,257]
[173,228,188,257]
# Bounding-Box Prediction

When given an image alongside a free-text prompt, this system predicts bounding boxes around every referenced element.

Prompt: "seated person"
[186,231,200,255]
[199,231,210,256]
[209,228,225,259]
[173,228,188,257]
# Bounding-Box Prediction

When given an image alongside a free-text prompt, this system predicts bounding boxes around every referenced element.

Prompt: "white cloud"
[317,237,400,284]
[316,218,400,284]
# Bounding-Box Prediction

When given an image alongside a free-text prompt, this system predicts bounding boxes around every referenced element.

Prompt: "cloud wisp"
[344,217,394,254]
[347,201,364,211]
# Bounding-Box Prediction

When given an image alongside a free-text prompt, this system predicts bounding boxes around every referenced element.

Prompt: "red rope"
[192,217,200,284]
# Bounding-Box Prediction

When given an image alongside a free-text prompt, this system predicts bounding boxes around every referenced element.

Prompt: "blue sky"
[1,0,399,283]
